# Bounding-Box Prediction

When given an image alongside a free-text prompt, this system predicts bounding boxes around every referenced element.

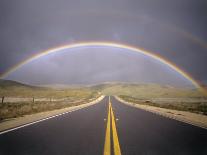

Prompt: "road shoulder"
[0,96,105,132]
[115,96,207,129]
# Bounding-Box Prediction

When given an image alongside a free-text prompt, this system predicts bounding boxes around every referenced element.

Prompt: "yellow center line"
[103,100,111,155]
[110,102,122,155]
[103,97,122,155]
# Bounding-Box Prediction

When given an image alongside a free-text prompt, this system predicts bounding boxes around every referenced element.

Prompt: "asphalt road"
[111,97,207,155]
[0,96,207,155]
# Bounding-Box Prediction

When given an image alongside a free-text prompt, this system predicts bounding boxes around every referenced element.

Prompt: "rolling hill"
[89,82,206,99]
[0,79,206,98]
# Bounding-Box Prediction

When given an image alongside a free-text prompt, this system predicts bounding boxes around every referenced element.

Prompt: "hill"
[0,79,37,89]
[0,80,206,120]
[0,79,97,98]
[0,80,206,98]
[89,82,206,99]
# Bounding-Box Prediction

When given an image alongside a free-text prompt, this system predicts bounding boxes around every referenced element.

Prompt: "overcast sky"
[0,0,207,86]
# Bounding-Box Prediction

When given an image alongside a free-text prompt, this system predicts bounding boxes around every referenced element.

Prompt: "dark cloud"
[0,0,207,84]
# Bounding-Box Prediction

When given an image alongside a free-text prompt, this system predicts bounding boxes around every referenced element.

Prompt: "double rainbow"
[0,41,204,91]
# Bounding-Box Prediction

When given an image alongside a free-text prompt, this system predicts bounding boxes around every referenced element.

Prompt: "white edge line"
[115,96,207,130]
[0,96,105,135]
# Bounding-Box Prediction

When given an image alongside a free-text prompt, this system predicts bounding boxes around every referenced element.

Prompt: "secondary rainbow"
[0,41,202,89]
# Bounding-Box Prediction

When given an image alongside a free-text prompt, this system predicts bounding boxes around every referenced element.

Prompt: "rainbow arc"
[0,41,205,93]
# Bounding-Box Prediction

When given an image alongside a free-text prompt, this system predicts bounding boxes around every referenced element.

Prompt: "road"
[0,96,207,155]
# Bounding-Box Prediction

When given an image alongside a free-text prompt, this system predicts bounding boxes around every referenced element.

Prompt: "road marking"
[0,108,82,135]
[110,102,122,155]
[103,97,122,155]
[103,101,111,155]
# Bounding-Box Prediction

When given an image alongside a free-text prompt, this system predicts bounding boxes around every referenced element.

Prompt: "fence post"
[32,97,35,103]
[1,96,4,103]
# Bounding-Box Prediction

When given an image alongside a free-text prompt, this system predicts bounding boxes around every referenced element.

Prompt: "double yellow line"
[103,97,122,155]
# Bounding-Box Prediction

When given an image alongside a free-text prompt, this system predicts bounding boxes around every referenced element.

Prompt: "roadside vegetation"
[119,95,207,115]
[1,80,206,121]
[0,99,97,121]
[94,83,206,98]
[0,80,100,121]
[95,82,207,115]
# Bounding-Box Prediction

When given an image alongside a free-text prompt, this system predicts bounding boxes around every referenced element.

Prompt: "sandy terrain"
[116,96,207,129]
[0,96,105,132]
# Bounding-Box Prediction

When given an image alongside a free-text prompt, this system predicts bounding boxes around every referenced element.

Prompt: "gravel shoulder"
[116,96,207,129]
[0,96,105,132]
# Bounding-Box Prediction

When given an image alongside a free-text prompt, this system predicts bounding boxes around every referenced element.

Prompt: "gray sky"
[6,47,190,86]
[0,0,207,86]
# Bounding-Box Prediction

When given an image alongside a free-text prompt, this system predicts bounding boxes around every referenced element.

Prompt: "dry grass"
[92,83,206,98]
[120,95,207,115]
[0,80,100,121]
[0,97,99,121]
[1,80,206,121]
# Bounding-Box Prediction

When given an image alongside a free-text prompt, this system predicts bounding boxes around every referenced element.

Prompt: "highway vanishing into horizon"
[0,96,207,155]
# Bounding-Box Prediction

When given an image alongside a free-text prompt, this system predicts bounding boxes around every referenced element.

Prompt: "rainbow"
[0,41,204,90]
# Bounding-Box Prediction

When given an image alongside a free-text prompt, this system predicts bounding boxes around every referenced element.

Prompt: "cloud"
[0,0,207,84]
